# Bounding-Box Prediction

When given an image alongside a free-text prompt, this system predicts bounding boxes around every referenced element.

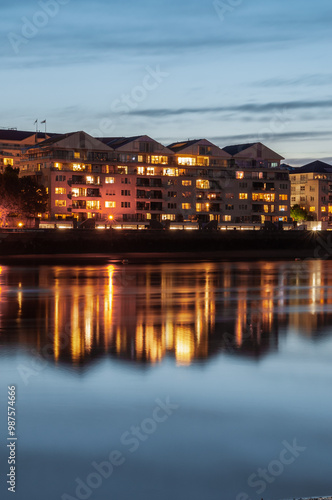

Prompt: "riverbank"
[0,229,331,262]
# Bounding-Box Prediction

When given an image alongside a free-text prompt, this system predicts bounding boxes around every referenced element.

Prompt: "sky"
[1,0,332,165]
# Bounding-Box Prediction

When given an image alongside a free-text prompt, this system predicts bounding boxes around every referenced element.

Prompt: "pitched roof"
[294,160,332,174]
[167,140,201,153]
[222,143,257,156]
[97,136,142,149]
[0,130,56,142]
[25,131,113,152]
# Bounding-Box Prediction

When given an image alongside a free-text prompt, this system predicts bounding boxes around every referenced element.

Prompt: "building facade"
[290,161,332,224]
[19,132,290,226]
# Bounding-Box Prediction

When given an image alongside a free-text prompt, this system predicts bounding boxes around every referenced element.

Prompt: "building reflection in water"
[1,260,332,367]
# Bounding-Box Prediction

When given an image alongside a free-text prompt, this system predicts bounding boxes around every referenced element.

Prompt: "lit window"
[86,200,100,209]
[279,194,288,201]
[309,206,316,212]
[279,205,287,212]
[137,167,145,175]
[236,171,244,179]
[321,207,327,212]
[54,162,62,170]
[74,152,80,159]
[73,164,85,171]
[118,166,128,174]
[105,201,116,208]
[264,205,269,213]
[138,155,143,162]
[196,180,210,189]
[151,156,168,165]
[224,215,231,221]
[178,157,196,166]
[3,158,14,166]
[239,193,248,200]
[72,188,79,197]
[55,188,66,194]
[162,214,176,221]
[105,177,115,184]
[264,194,275,202]
[146,167,155,175]
[182,180,192,186]
[163,168,178,176]
[182,203,191,210]
[196,203,210,212]
[55,200,66,207]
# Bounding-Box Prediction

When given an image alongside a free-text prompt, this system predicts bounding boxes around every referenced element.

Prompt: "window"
[178,157,196,166]
[226,193,234,200]
[309,206,316,212]
[162,214,176,221]
[118,166,128,174]
[196,203,210,212]
[279,205,287,211]
[239,193,248,200]
[163,168,178,176]
[236,171,244,179]
[121,202,131,208]
[182,180,192,186]
[146,167,155,175]
[121,190,131,196]
[300,175,307,182]
[291,197,296,202]
[225,204,234,210]
[310,186,315,192]
[86,200,100,209]
[55,200,66,207]
[55,175,66,181]
[300,186,305,191]
[168,191,177,198]
[239,205,248,210]
[279,194,288,200]
[239,182,247,188]
[168,203,177,209]
[321,207,327,212]
[196,180,210,189]
[105,201,116,208]
[182,192,192,198]
[105,177,115,184]
[73,164,85,171]
[121,177,130,184]
[138,155,143,162]
[151,156,167,165]
[224,215,231,222]
[182,203,191,210]
[54,162,61,170]
[55,188,66,194]
[137,167,145,175]
[280,183,288,189]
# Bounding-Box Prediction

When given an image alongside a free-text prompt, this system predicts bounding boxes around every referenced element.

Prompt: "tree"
[0,167,48,226]
[19,176,48,217]
[290,204,310,221]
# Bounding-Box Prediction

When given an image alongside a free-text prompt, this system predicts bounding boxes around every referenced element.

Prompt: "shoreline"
[0,229,331,264]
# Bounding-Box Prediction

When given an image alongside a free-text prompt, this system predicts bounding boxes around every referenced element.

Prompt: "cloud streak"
[124,99,332,117]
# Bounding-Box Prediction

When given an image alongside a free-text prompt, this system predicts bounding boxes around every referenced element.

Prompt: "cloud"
[123,99,332,118]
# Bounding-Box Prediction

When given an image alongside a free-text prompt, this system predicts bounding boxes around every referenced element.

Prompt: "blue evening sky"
[2,0,332,165]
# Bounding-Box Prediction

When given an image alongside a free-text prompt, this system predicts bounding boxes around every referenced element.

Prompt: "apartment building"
[290,160,332,223]
[0,129,54,171]
[19,132,290,225]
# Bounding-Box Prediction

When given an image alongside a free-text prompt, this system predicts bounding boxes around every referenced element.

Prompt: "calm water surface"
[0,260,332,500]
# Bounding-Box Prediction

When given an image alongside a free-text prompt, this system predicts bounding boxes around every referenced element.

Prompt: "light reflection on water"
[0,260,332,500]
[1,260,332,367]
